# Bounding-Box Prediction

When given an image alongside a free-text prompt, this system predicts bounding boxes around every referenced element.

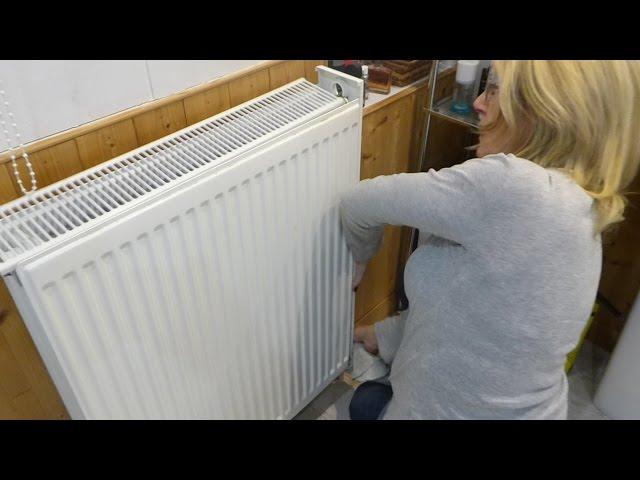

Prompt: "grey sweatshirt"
[340,154,602,419]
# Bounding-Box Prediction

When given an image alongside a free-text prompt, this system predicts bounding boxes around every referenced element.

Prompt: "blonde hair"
[483,60,640,233]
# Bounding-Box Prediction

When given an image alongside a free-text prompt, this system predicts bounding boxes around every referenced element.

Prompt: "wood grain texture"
[356,294,398,327]
[8,140,83,193]
[228,69,270,107]
[75,119,139,170]
[268,61,306,89]
[183,84,231,125]
[423,116,477,172]
[304,60,327,84]
[598,193,640,316]
[587,303,627,353]
[0,280,69,419]
[133,103,188,146]
[0,164,19,204]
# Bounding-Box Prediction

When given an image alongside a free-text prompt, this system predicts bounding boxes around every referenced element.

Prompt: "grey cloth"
[340,154,602,419]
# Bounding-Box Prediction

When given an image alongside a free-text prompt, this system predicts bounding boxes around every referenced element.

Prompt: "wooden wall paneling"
[600,209,640,316]
[0,280,69,419]
[598,173,640,318]
[8,140,83,192]
[133,102,188,146]
[304,61,328,84]
[434,67,456,103]
[268,61,306,90]
[228,69,270,107]
[0,329,31,402]
[75,119,140,170]
[0,164,20,204]
[8,389,50,419]
[355,94,417,324]
[356,294,398,327]
[409,83,430,171]
[587,303,627,353]
[423,117,476,172]
[182,84,231,126]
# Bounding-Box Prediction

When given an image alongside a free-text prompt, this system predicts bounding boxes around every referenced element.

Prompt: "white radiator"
[0,67,363,419]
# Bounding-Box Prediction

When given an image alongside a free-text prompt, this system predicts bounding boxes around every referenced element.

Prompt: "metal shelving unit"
[419,60,480,171]
[431,96,480,129]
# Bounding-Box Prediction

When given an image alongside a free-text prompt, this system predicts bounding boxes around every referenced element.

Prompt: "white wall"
[0,60,267,148]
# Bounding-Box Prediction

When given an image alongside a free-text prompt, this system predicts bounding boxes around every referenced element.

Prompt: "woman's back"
[344,154,602,419]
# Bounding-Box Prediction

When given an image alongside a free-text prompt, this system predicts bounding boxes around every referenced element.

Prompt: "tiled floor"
[294,339,611,420]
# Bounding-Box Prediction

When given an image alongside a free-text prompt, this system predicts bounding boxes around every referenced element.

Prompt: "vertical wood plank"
[75,119,139,170]
[268,62,289,90]
[599,202,640,315]
[0,281,68,419]
[133,102,188,146]
[0,164,20,204]
[355,94,417,323]
[271,61,316,89]
[183,84,231,125]
[304,60,328,84]
[0,330,31,399]
[228,69,270,107]
[587,305,626,353]
[287,60,306,81]
[8,140,83,192]
[9,389,49,419]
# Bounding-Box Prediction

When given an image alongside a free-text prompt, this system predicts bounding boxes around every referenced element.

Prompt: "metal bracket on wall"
[316,65,364,107]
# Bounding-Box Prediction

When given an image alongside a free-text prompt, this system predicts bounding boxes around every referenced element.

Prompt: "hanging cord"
[0,80,37,195]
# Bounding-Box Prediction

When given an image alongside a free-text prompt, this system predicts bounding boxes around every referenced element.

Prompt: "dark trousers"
[349,381,393,420]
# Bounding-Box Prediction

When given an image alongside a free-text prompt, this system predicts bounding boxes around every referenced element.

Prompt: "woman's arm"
[374,311,408,364]
[340,158,498,263]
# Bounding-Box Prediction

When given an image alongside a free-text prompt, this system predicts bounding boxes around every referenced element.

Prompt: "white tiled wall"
[145,60,263,99]
[0,60,267,146]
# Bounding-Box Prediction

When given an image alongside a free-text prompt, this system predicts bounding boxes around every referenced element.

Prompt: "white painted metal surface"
[0,79,344,273]
[594,293,640,419]
[2,73,363,419]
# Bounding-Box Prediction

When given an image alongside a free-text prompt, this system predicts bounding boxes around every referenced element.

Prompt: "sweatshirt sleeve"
[374,311,409,365]
[339,157,500,262]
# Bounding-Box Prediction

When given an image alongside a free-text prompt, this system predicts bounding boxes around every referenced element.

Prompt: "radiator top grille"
[0,79,344,270]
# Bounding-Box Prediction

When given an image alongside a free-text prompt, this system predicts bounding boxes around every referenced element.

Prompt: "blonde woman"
[341,60,640,420]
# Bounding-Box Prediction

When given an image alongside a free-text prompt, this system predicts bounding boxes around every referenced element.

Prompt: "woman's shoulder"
[452,153,551,194]
[460,153,545,176]
[461,153,592,214]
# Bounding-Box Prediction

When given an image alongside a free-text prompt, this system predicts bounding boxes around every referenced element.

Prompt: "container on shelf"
[451,60,479,115]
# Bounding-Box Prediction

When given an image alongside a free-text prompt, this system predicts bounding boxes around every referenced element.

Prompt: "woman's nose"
[473,92,486,115]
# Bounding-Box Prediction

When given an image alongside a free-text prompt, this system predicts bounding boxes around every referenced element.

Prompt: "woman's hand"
[354,325,379,355]
[352,261,367,291]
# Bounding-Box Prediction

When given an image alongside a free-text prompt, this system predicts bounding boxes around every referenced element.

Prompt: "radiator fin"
[0,79,342,270]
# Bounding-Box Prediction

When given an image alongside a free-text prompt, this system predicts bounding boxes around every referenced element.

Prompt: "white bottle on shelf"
[451,60,479,115]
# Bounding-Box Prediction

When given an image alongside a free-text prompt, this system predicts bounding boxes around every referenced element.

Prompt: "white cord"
[0,80,37,195]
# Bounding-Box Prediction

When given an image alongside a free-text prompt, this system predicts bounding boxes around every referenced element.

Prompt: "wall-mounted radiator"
[0,67,363,419]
